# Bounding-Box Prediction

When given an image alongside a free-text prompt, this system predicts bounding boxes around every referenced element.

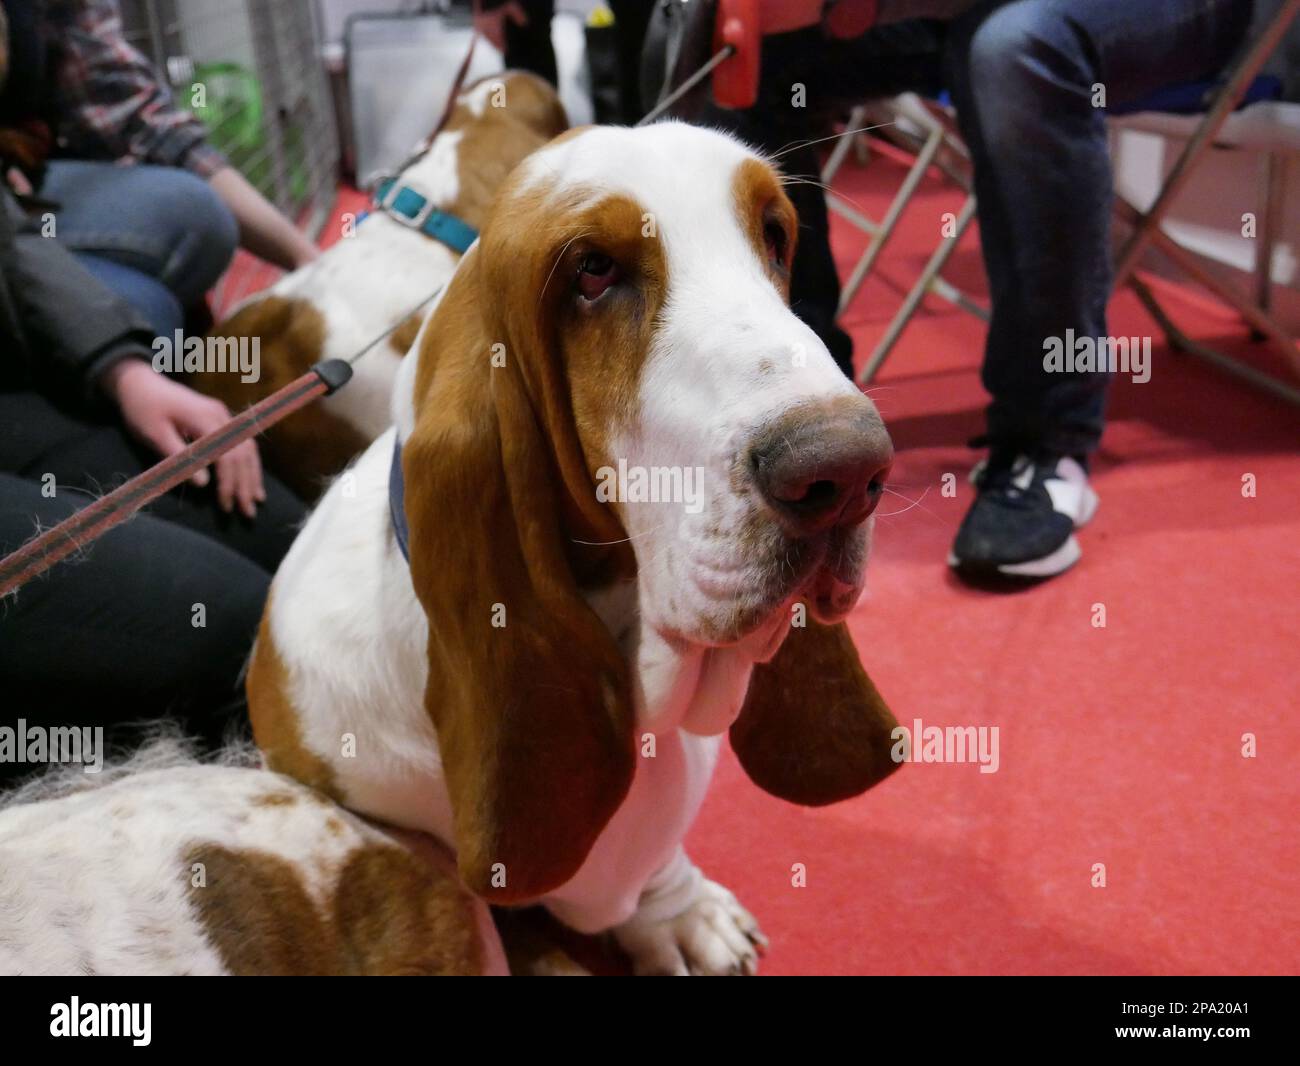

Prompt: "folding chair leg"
[822,105,868,185]
[1255,151,1284,318]
[854,130,871,166]
[1146,227,1300,379]
[858,195,978,385]
[1113,196,1300,383]
[828,196,883,237]
[837,123,945,316]
[1131,276,1300,406]
[931,275,990,323]
[1114,0,1300,286]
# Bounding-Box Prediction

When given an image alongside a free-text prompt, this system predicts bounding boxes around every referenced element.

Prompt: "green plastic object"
[183,61,308,203]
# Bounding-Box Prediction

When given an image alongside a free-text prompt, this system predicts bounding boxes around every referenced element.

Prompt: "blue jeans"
[41,161,239,336]
[715,0,1254,454]
[944,0,1253,454]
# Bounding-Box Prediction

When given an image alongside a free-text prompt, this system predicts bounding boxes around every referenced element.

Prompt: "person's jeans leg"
[945,0,1254,456]
[40,160,238,309]
[74,253,184,337]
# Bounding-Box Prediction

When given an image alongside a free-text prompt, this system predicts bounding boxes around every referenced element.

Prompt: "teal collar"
[373,179,478,254]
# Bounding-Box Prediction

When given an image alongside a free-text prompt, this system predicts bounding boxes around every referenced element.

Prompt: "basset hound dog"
[0,740,508,975]
[250,119,903,975]
[192,71,567,501]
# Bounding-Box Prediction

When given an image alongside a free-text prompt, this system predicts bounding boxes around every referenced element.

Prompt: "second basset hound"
[0,739,507,976]
[251,120,902,975]
[192,71,567,501]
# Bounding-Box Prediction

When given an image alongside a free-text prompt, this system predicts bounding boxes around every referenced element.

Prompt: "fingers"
[144,420,210,488]
[122,377,268,517]
[246,444,268,515]
[213,448,238,514]
[232,441,265,519]
[213,440,264,518]
[173,396,262,512]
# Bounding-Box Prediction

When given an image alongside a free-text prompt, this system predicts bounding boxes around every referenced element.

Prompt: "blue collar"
[390,434,411,563]
[373,178,478,254]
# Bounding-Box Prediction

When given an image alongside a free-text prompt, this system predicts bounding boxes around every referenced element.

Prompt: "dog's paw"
[614,879,768,976]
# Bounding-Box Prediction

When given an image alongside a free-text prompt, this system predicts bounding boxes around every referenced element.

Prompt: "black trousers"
[0,392,307,786]
[698,22,950,380]
[504,0,654,123]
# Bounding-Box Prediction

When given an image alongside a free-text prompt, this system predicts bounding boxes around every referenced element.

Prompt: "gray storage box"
[346,11,504,186]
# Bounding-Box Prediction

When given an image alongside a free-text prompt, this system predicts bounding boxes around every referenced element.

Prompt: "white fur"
[269,123,883,974]
[458,79,498,118]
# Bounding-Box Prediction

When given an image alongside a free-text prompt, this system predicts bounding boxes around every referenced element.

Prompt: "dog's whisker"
[571,521,666,547]
[539,231,594,307]
[770,121,898,161]
[876,484,937,520]
[780,175,878,221]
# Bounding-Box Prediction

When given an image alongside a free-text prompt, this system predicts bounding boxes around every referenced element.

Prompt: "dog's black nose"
[749,400,893,538]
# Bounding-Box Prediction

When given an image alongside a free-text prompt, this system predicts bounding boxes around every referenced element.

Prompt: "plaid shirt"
[41,0,226,176]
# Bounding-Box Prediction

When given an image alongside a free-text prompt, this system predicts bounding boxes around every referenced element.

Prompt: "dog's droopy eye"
[763,219,788,268]
[577,252,620,301]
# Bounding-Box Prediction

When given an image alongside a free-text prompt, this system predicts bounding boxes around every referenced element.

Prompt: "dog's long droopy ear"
[730,616,901,805]
[401,253,635,904]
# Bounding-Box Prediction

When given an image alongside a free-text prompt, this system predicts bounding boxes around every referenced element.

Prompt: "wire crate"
[119,0,339,238]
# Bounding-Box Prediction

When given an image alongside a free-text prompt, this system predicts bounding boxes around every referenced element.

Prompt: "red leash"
[0,360,350,600]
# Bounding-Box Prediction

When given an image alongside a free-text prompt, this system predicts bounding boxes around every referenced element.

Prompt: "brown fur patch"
[250,791,298,808]
[191,296,366,502]
[333,844,486,975]
[732,156,799,296]
[186,843,329,975]
[442,72,569,232]
[408,183,666,570]
[246,603,342,804]
[186,841,487,975]
[387,311,424,356]
[551,194,668,488]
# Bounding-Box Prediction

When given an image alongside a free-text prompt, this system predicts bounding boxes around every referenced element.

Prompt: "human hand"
[100,359,266,518]
[474,0,527,52]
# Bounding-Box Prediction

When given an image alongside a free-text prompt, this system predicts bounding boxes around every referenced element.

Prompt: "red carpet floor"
[225,146,1298,975]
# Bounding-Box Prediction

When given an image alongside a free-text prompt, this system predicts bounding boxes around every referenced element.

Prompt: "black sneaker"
[948,448,1099,579]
